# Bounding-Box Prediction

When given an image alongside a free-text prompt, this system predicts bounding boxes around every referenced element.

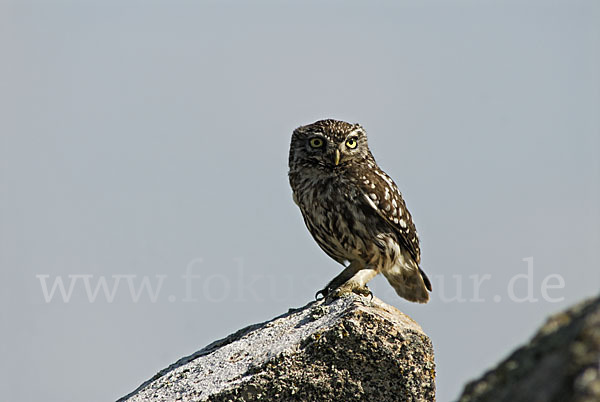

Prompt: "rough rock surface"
[118,294,435,402]
[458,294,600,402]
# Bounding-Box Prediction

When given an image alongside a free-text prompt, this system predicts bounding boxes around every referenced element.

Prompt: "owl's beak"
[334,149,341,166]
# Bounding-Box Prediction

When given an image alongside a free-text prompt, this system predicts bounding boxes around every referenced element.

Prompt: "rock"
[458,295,600,402]
[118,294,436,402]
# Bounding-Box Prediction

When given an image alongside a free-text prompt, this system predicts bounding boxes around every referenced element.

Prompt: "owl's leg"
[329,268,378,300]
[315,261,364,300]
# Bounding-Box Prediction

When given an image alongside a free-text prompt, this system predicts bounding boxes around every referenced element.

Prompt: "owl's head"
[289,119,374,170]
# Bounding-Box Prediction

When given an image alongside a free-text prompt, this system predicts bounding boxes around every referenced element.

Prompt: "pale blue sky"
[1,1,599,401]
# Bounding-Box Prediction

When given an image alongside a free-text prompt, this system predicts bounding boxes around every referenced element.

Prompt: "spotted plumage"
[288,119,432,303]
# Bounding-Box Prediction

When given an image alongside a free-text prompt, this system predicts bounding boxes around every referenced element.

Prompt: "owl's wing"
[357,170,421,264]
[358,171,432,293]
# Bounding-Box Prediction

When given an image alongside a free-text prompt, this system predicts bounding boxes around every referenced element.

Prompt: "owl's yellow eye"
[309,137,324,148]
[345,138,358,149]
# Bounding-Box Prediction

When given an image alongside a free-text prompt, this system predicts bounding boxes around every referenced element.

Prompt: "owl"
[288,119,432,303]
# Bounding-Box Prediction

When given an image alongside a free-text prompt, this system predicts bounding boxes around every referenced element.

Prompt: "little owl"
[288,119,432,303]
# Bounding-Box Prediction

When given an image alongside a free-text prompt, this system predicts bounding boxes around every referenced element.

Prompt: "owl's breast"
[291,172,387,264]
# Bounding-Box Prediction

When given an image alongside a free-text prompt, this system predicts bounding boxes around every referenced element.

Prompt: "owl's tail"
[382,258,432,304]
[419,267,433,292]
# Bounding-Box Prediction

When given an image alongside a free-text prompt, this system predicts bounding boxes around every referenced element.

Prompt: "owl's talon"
[353,285,373,299]
[315,287,329,300]
[360,285,373,300]
[325,282,373,302]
